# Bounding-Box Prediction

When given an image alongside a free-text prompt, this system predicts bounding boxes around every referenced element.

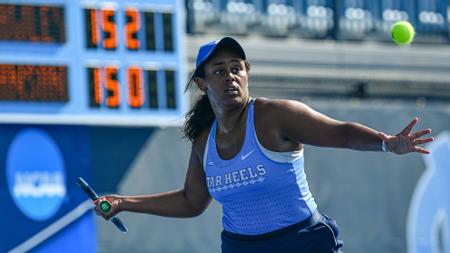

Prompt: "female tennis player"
[95,37,434,253]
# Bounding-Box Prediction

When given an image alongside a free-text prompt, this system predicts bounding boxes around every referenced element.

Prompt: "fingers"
[410,128,433,155]
[94,205,105,218]
[414,146,431,155]
[399,117,419,135]
[410,129,432,139]
[413,137,434,146]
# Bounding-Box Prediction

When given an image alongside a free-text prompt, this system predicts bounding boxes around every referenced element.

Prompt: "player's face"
[200,49,249,111]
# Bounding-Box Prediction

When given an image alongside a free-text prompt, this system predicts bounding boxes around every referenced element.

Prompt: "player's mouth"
[224,86,239,95]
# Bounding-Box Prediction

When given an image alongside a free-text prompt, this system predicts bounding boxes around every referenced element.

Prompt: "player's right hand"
[94,194,122,220]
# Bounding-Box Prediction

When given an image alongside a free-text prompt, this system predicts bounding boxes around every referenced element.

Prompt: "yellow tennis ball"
[391,21,415,45]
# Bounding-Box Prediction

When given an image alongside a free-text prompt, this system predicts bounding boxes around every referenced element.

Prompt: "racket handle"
[77,177,128,233]
[111,217,128,233]
[99,200,128,233]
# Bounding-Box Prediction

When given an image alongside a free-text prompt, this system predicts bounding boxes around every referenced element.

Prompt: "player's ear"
[194,77,207,92]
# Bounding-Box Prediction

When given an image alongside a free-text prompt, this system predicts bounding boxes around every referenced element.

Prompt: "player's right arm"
[95,135,212,220]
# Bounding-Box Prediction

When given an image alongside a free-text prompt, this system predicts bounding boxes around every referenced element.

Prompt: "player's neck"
[215,99,249,135]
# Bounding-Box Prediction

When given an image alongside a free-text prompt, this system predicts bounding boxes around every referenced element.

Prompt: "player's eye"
[214,69,224,75]
[231,67,241,74]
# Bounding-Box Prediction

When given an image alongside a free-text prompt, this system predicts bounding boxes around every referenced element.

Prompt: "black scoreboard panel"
[0,64,68,102]
[0,4,65,43]
[0,1,186,126]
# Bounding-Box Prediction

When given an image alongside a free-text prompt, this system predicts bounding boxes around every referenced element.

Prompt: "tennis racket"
[77,177,128,233]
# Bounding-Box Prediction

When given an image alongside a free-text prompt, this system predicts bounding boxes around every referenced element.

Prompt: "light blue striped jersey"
[203,98,317,235]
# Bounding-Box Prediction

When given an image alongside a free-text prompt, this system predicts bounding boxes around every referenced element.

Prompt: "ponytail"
[183,93,215,141]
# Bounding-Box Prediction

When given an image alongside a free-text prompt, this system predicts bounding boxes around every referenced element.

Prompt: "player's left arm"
[270,99,433,154]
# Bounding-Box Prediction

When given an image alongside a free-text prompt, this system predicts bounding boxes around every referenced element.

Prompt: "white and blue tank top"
[203,98,317,235]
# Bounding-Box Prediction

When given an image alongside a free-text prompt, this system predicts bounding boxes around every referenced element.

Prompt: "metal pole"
[331,0,340,40]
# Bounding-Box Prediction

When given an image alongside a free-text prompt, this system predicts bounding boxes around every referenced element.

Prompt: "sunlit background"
[1,1,450,253]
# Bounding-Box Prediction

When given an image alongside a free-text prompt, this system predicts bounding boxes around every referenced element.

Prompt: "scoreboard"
[0,0,186,126]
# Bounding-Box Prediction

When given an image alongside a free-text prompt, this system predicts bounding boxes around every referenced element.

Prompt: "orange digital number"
[93,67,102,105]
[127,67,144,108]
[102,9,116,50]
[105,66,120,108]
[90,9,99,47]
[125,8,140,50]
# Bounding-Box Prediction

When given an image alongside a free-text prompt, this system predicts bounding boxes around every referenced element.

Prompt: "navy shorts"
[221,212,344,253]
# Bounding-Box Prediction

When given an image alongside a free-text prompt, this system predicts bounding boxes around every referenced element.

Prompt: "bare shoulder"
[253,97,311,132]
[253,97,309,150]
[254,97,310,119]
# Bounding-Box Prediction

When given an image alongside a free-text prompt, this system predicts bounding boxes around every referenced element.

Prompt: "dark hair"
[183,60,250,141]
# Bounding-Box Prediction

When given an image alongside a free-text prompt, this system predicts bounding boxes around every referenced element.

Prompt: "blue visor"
[194,37,246,76]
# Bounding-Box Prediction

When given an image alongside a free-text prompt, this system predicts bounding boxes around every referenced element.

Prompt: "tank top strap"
[207,120,220,161]
[245,98,257,148]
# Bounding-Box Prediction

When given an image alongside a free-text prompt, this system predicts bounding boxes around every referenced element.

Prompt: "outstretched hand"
[378,117,434,155]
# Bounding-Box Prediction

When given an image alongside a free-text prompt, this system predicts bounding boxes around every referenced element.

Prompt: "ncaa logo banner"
[7,128,66,221]
[1,126,95,253]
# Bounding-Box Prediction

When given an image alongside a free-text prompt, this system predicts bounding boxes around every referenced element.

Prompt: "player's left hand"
[378,117,434,154]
